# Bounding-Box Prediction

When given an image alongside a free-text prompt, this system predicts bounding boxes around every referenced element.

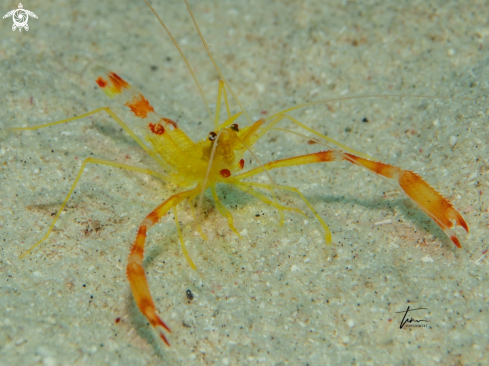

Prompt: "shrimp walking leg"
[235,150,468,247]
[20,157,167,258]
[8,107,171,173]
[126,186,200,346]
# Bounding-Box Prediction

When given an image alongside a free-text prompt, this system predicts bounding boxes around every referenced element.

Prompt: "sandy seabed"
[1,0,488,365]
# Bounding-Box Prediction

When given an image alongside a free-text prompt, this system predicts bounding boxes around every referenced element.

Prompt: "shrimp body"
[98,71,262,187]
[10,0,469,349]
[146,117,262,185]
[94,69,468,345]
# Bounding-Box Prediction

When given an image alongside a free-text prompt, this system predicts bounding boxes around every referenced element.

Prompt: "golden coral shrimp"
[8,0,469,347]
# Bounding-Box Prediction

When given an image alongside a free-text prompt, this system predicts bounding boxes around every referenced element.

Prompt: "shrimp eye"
[230,123,239,132]
[208,131,217,141]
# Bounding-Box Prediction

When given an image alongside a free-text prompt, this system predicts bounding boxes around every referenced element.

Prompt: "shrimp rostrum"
[11,0,468,346]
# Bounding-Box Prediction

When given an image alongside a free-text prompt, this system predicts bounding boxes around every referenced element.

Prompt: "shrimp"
[6,0,470,349]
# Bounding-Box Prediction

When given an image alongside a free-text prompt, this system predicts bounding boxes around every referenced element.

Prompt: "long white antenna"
[183,0,254,126]
[143,0,215,127]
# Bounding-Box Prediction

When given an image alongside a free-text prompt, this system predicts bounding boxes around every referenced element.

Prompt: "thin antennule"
[183,0,253,126]
[142,0,216,129]
[266,93,478,122]
[233,133,286,206]
[194,129,224,232]
[270,127,369,156]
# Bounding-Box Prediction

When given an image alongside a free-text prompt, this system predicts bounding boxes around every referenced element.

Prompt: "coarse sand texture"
[1,0,488,365]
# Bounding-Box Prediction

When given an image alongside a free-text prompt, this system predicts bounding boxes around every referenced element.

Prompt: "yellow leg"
[235,150,338,181]
[243,181,332,244]
[19,157,167,259]
[7,106,176,181]
[188,195,208,241]
[256,112,374,160]
[234,182,307,225]
[211,186,242,239]
[173,204,197,270]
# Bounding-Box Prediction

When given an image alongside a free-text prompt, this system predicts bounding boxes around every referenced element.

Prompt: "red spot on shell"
[220,169,231,178]
[125,94,155,118]
[149,123,165,135]
[96,77,108,88]
[115,317,121,324]
[108,72,129,93]
[239,159,245,169]
[307,140,317,145]
[261,110,268,115]
[314,150,335,162]
[161,117,178,129]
